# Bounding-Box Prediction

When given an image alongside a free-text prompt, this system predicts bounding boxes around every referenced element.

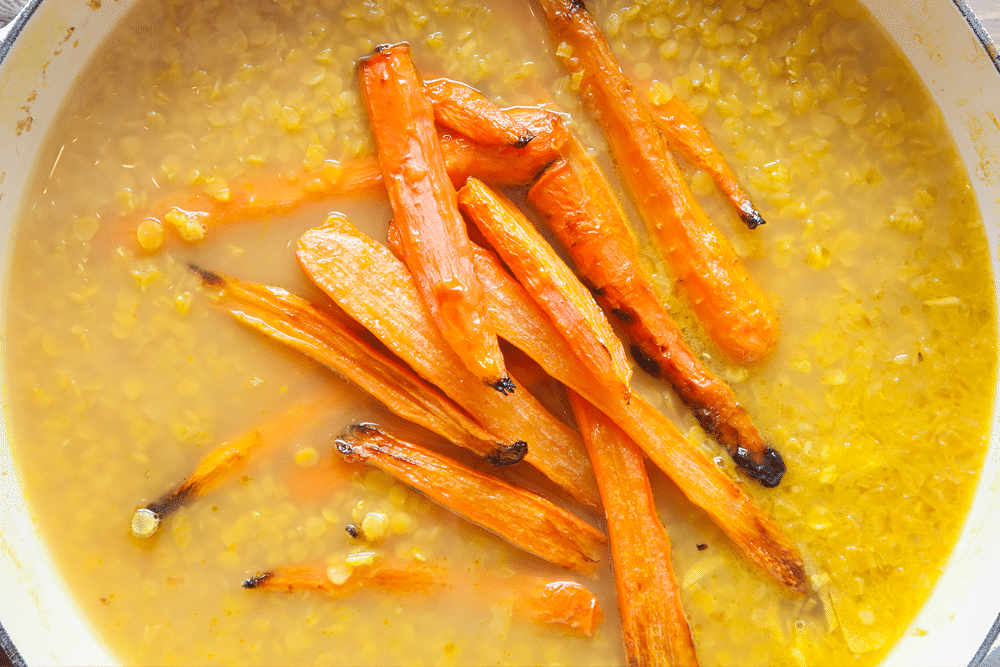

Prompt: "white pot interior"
[1,1,998,665]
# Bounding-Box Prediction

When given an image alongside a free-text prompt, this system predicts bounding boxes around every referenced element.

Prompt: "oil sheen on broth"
[3,0,996,664]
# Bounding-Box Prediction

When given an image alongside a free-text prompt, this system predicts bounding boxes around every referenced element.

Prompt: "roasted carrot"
[569,392,698,666]
[517,579,603,637]
[358,43,511,394]
[242,560,436,597]
[458,177,632,402]
[423,78,535,148]
[130,398,326,539]
[528,142,784,487]
[336,423,606,573]
[536,0,780,363]
[652,96,765,230]
[297,215,600,508]
[189,265,525,466]
[471,246,806,593]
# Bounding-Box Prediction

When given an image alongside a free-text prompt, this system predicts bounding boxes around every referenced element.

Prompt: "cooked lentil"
[2,0,996,664]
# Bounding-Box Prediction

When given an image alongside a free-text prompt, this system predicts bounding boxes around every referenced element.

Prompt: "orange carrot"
[297,215,600,508]
[517,579,604,637]
[528,143,784,486]
[652,97,765,229]
[471,246,806,593]
[242,560,436,597]
[129,397,327,539]
[570,392,698,666]
[458,177,632,402]
[358,43,512,394]
[190,265,525,465]
[335,423,606,574]
[536,0,780,363]
[424,78,535,147]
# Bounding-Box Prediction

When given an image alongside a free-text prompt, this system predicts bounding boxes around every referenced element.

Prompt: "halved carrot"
[190,265,525,466]
[652,96,765,229]
[129,397,327,539]
[243,560,436,597]
[528,142,784,487]
[296,215,600,508]
[335,423,606,574]
[458,177,632,402]
[424,78,535,148]
[358,43,511,394]
[569,392,698,666]
[536,0,780,363]
[471,246,806,593]
[517,579,603,637]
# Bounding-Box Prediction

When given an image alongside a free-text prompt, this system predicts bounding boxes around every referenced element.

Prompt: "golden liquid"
[3,0,996,664]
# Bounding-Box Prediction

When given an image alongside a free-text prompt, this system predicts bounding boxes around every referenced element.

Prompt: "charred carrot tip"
[488,376,517,395]
[242,572,272,589]
[485,439,528,467]
[188,263,225,286]
[513,132,536,149]
[733,446,785,488]
[740,201,767,230]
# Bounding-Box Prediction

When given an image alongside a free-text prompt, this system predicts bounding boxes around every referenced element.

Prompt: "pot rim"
[0,1,998,665]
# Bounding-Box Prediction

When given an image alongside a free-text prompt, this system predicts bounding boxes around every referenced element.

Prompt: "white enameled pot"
[1,1,999,665]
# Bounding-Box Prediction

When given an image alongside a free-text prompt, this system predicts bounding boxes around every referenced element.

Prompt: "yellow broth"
[2,0,996,664]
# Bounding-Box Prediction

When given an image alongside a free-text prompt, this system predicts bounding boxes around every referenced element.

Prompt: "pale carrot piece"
[189,265,525,466]
[536,0,779,363]
[358,43,512,394]
[528,143,784,487]
[423,78,535,148]
[458,177,632,402]
[471,246,806,593]
[569,392,698,666]
[242,560,436,597]
[129,398,327,539]
[652,96,765,230]
[517,579,603,637]
[297,215,600,508]
[336,423,606,574]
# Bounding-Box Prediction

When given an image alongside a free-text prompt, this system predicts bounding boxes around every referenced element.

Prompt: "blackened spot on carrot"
[486,439,528,466]
[732,445,785,487]
[512,132,536,149]
[334,439,355,458]
[630,343,662,379]
[610,307,636,325]
[489,376,517,395]
[188,264,225,286]
[740,201,766,230]
[570,0,587,13]
[592,286,606,297]
[242,572,273,589]
[690,404,721,434]
[696,544,708,551]
[345,524,360,538]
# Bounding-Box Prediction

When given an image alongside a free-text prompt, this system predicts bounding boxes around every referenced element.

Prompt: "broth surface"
[3,0,997,665]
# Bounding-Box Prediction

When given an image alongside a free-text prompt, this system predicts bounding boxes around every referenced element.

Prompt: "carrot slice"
[537,0,779,363]
[471,246,806,593]
[569,392,699,666]
[243,560,435,597]
[458,177,632,402]
[358,43,511,394]
[129,398,327,539]
[189,266,525,466]
[297,215,600,508]
[335,423,606,574]
[424,78,535,148]
[652,97,765,230]
[517,579,603,637]
[528,143,784,486]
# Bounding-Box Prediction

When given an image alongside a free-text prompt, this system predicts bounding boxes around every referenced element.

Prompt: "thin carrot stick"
[569,392,698,666]
[358,43,512,394]
[536,0,779,363]
[423,78,535,148]
[242,560,436,596]
[129,397,327,539]
[471,246,806,593]
[335,423,606,574]
[297,214,600,508]
[652,96,765,230]
[189,265,525,466]
[458,177,632,402]
[528,141,784,486]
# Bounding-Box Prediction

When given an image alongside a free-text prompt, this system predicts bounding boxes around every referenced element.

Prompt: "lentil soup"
[3,0,996,665]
